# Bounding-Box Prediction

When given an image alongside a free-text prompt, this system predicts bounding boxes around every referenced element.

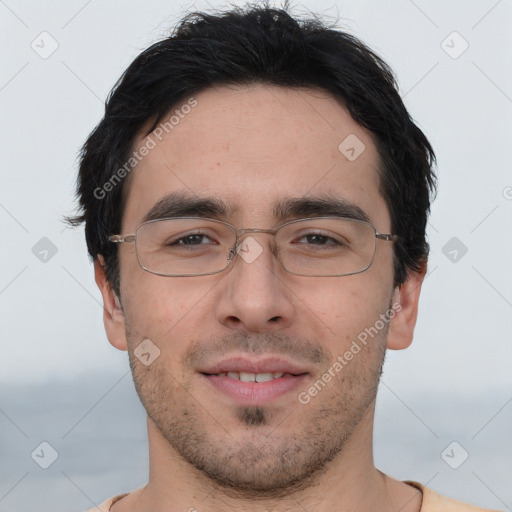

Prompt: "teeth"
[255,372,273,382]
[221,371,286,381]
[239,372,254,382]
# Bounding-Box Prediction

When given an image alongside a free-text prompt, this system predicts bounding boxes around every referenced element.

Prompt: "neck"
[117,405,420,512]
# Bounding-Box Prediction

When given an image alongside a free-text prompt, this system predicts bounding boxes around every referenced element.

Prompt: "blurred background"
[0,0,511,510]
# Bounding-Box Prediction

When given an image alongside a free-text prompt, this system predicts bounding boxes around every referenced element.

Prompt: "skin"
[95,84,425,512]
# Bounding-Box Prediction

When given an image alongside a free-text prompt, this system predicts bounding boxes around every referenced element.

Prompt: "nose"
[215,234,295,333]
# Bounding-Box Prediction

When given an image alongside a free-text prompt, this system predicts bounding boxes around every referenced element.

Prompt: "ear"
[94,255,128,351]
[386,262,426,351]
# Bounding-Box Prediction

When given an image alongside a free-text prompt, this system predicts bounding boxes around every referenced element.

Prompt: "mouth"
[198,356,310,406]
[207,371,296,382]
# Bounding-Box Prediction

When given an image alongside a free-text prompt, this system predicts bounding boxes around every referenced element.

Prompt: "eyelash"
[169,232,346,248]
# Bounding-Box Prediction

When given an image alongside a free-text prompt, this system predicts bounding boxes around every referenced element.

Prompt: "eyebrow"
[141,192,371,225]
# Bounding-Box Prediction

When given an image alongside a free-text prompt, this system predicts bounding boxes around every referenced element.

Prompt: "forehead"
[122,84,388,230]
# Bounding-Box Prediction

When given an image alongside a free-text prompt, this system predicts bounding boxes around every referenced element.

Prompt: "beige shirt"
[86,482,502,511]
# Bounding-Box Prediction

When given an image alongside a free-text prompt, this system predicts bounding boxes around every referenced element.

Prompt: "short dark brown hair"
[66,3,437,298]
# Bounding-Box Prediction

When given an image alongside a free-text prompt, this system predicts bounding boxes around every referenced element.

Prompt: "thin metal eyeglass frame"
[108,216,399,277]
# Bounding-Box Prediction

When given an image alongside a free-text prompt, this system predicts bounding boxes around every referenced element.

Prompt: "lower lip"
[202,374,308,406]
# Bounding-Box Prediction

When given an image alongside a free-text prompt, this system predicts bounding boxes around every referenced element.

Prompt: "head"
[67,3,436,495]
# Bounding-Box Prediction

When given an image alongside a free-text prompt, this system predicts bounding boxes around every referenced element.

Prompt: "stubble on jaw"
[126,326,388,497]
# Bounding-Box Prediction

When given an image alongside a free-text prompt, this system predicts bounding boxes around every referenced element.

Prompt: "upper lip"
[198,355,311,376]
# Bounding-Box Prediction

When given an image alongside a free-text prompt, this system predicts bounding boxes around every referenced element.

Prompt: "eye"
[172,233,214,246]
[297,234,341,246]
[293,231,349,247]
[162,230,220,249]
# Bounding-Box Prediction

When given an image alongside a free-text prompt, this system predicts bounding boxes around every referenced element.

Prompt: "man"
[67,4,500,511]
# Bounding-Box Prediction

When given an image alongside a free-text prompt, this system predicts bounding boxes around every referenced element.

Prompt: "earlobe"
[94,255,128,352]
[386,263,426,351]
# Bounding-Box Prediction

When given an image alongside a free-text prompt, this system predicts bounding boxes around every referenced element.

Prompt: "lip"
[198,355,310,406]
[198,355,310,376]
[202,373,309,406]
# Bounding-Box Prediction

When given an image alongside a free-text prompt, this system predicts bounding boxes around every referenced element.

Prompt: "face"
[98,84,420,494]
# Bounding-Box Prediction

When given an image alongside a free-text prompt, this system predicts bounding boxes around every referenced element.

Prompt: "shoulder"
[406,481,503,512]
[83,493,129,512]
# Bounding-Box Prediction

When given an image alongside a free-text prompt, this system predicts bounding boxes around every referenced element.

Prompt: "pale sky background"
[0,1,511,509]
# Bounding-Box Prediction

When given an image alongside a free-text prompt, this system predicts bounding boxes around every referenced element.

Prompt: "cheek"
[302,273,393,346]
[121,274,214,355]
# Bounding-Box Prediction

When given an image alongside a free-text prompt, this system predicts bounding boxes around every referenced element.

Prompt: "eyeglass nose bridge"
[227,227,280,261]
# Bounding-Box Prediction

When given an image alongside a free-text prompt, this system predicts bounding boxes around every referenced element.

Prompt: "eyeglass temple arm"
[109,235,136,243]
[376,233,399,242]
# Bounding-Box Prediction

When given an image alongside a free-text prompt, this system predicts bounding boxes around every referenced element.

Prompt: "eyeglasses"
[108,216,398,277]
